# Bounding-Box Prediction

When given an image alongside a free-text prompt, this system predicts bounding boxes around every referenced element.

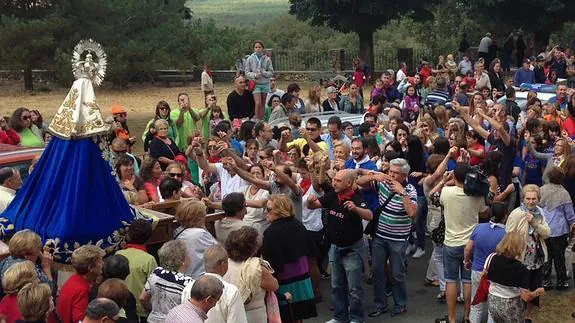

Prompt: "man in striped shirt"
[357,158,417,318]
[425,76,452,108]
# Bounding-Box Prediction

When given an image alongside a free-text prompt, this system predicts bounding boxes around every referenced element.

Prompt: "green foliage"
[187,0,289,27]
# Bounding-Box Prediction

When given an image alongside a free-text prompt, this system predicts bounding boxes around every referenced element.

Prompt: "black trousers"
[543,234,569,285]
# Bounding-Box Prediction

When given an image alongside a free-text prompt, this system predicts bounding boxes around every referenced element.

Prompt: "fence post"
[330,49,344,73]
[266,48,275,71]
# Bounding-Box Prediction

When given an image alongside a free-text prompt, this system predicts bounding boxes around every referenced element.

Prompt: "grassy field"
[186,0,289,26]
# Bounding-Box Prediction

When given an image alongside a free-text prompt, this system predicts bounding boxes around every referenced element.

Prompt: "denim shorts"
[252,83,271,94]
[443,244,471,283]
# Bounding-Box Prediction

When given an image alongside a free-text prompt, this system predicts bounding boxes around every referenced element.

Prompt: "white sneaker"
[412,247,426,259]
[405,244,416,256]
[325,320,344,323]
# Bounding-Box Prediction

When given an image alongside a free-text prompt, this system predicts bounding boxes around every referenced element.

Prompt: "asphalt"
[313,240,467,323]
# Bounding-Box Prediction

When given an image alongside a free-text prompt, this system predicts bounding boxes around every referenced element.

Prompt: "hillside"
[186,0,289,27]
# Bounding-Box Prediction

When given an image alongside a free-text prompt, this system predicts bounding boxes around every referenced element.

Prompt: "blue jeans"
[329,239,366,322]
[371,237,408,310]
[443,244,471,283]
[414,196,428,249]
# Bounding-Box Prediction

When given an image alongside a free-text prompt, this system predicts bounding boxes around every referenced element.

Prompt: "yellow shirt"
[287,138,328,156]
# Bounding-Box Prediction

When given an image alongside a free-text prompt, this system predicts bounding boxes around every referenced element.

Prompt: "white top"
[440,186,488,247]
[265,89,285,106]
[396,69,407,83]
[0,186,15,213]
[243,186,270,235]
[489,281,522,298]
[201,71,214,92]
[302,185,324,232]
[181,273,248,323]
[215,163,249,198]
[174,227,218,279]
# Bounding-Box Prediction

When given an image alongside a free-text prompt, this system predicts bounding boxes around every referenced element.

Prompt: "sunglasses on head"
[169,173,183,178]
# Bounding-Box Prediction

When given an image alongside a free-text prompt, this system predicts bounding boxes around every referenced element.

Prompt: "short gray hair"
[204,244,228,271]
[154,118,169,129]
[190,275,224,301]
[165,163,184,174]
[158,240,187,272]
[85,298,119,320]
[389,158,410,175]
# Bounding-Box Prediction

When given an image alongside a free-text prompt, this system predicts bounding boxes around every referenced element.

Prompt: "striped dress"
[262,217,318,322]
[375,181,418,241]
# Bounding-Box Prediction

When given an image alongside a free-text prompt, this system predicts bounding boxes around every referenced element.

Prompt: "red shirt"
[57,274,92,323]
[564,117,575,137]
[0,294,22,323]
[469,143,486,166]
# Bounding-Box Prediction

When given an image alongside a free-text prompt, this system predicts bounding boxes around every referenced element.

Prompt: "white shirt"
[214,163,249,198]
[0,186,16,213]
[181,273,248,323]
[396,69,407,83]
[302,185,323,232]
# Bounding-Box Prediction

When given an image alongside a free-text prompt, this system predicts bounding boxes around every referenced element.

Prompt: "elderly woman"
[332,142,351,172]
[527,136,573,182]
[173,201,218,278]
[540,167,575,290]
[15,282,53,323]
[115,154,148,205]
[0,230,53,297]
[9,107,43,147]
[138,157,163,202]
[506,184,551,322]
[0,260,39,322]
[486,232,545,322]
[140,240,193,323]
[262,195,317,322]
[149,119,182,170]
[224,226,279,323]
[57,245,105,323]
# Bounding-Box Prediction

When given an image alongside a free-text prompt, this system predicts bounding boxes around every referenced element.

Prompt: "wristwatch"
[399,190,408,197]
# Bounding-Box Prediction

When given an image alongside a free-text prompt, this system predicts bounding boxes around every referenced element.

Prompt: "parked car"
[268,111,365,136]
[0,144,44,181]
[497,88,555,110]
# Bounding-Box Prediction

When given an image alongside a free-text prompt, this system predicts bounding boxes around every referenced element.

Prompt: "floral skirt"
[488,294,526,323]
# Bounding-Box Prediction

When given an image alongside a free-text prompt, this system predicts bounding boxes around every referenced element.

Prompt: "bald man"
[226,76,255,120]
[307,169,372,323]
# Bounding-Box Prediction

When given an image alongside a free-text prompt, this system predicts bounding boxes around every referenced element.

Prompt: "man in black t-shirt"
[307,170,372,323]
[226,75,255,120]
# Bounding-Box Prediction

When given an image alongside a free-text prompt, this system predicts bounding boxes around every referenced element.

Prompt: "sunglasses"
[113,149,127,154]
[306,128,318,132]
[115,113,127,117]
[21,115,31,120]
[208,145,218,150]
[169,173,183,178]
[159,107,169,111]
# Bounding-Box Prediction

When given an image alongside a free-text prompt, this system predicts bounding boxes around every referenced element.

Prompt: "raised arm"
[230,161,270,191]
[477,108,511,146]
[268,163,301,196]
[453,101,490,140]
[192,146,218,175]
[527,140,553,162]
[189,108,201,122]
[300,129,322,153]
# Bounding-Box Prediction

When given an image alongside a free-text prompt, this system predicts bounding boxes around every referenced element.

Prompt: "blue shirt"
[548,96,568,110]
[321,133,352,160]
[513,68,535,86]
[345,158,379,211]
[470,222,506,272]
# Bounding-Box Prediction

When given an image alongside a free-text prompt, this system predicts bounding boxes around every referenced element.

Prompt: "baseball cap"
[111,104,126,115]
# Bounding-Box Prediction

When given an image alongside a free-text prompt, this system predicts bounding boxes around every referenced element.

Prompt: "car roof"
[268,111,365,129]
[0,144,44,163]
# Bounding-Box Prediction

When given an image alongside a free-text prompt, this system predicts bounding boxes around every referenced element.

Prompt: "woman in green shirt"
[10,107,43,147]
[141,101,178,152]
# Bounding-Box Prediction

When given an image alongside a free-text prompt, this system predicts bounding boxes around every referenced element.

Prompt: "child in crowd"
[370,79,384,100]
[209,106,224,134]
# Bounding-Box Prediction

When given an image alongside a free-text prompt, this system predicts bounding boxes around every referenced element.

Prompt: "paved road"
[313,240,467,323]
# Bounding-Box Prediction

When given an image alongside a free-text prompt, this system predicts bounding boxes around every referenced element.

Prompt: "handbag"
[248,79,256,92]
[471,252,496,305]
[430,217,445,244]
[265,291,282,323]
[364,192,396,236]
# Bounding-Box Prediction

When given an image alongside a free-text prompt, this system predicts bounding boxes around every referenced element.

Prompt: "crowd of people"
[0,38,574,323]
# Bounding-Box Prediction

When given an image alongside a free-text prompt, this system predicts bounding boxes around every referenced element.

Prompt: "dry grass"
[532,290,575,323]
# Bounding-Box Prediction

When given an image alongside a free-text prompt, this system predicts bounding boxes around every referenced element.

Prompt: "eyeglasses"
[21,115,31,120]
[208,145,218,150]
[159,107,169,111]
[169,173,183,178]
[306,128,318,132]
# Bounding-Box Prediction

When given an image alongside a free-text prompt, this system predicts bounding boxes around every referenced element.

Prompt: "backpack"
[464,167,490,197]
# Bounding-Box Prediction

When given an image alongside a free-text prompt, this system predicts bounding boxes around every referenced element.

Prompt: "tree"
[0,0,58,91]
[288,0,436,66]
[470,0,572,51]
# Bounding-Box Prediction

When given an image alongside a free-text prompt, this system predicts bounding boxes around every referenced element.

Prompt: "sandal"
[436,292,446,302]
